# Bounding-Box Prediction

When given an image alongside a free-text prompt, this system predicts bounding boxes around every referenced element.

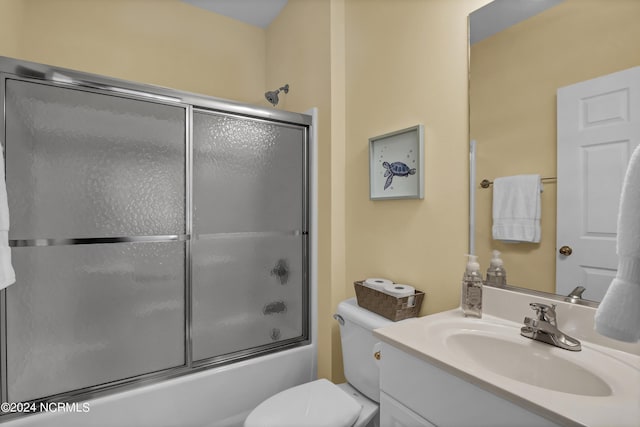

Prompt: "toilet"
[244,297,394,427]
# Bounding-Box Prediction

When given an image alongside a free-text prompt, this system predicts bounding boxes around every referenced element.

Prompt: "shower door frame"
[0,56,312,415]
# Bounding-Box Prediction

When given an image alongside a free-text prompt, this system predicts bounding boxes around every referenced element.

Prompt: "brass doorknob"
[559,245,573,256]
[374,351,381,360]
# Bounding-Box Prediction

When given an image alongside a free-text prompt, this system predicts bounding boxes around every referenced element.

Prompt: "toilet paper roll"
[382,283,416,306]
[364,277,393,291]
[382,283,415,298]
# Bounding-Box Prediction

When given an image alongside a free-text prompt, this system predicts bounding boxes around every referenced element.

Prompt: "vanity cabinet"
[380,391,436,427]
[379,343,560,427]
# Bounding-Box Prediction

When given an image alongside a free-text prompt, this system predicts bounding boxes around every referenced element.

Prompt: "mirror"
[469,0,640,302]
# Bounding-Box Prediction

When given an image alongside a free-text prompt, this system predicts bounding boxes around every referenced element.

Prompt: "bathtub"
[2,345,316,427]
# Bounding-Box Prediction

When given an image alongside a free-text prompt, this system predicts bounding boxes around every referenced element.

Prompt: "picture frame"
[369,124,424,200]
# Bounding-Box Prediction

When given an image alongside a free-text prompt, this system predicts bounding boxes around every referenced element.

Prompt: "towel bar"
[480,177,557,189]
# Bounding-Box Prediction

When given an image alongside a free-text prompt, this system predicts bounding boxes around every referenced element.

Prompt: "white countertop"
[374,308,640,427]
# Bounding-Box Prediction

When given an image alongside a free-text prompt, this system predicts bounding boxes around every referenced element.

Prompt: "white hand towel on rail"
[492,174,541,243]
[595,144,640,342]
[0,146,16,290]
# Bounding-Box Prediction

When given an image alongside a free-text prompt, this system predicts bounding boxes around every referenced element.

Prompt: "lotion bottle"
[485,250,507,288]
[461,254,483,318]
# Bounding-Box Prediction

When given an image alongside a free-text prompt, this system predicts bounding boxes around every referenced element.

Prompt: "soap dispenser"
[485,250,507,288]
[461,254,483,318]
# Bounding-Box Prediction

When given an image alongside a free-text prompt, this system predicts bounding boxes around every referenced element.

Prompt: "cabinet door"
[380,392,437,427]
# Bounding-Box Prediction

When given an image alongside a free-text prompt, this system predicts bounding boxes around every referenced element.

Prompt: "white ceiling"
[181,0,288,29]
[470,0,564,45]
[181,0,563,42]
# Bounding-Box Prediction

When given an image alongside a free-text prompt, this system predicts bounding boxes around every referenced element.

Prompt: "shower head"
[265,84,289,106]
[265,90,279,106]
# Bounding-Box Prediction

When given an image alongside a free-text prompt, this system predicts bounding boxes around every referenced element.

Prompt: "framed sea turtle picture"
[369,125,424,200]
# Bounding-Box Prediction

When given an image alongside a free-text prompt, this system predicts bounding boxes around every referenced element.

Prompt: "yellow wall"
[269,0,488,385]
[345,0,486,313]
[2,0,266,103]
[328,0,348,381]
[471,0,640,293]
[0,0,22,57]
[1,0,489,385]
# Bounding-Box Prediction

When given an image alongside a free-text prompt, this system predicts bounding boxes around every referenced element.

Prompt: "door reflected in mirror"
[469,0,640,302]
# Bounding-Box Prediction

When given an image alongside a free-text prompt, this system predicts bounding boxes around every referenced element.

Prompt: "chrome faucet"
[566,286,586,303]
[520,303,581,351]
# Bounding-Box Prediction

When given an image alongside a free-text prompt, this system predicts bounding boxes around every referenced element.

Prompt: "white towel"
[595,144,640,342]
[0,146,15,290]
[491,174,541,243]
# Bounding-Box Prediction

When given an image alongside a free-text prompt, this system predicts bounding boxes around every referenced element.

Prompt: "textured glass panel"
[192,235,303,361]
[193,111,304,233]
[5,242,185,402]
[5,79,185,239]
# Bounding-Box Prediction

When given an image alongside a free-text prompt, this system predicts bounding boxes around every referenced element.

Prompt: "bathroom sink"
[445,331,611,396]
[373,308,640,427]
[420,316,637,398]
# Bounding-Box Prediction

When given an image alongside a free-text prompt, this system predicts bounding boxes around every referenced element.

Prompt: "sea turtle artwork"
[383,161,416,190]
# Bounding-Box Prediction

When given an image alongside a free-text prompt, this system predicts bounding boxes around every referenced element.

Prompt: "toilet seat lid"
[244,379,361,427]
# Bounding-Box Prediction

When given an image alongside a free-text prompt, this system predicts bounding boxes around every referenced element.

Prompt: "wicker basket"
[354,281,424,321]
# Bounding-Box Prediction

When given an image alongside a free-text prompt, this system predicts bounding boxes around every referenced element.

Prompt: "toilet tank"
[336,298,394,403]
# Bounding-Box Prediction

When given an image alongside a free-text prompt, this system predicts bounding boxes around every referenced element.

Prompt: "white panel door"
[556,66,640,301]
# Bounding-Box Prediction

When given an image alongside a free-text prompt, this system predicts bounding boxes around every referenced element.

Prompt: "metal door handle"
[559,245,573,256]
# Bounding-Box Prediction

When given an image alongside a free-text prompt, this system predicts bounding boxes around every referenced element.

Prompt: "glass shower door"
[0,67,311,409]
[191,110,308,362]
[3,79,187,402]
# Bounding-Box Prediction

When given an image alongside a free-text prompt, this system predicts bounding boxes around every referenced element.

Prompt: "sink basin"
[419,317,639,399]
[446,331,611,396]
[373,298,640,427]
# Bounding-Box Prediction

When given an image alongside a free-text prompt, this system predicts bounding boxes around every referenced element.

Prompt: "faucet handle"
[529,303,556,323]
[567,286,586,298]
